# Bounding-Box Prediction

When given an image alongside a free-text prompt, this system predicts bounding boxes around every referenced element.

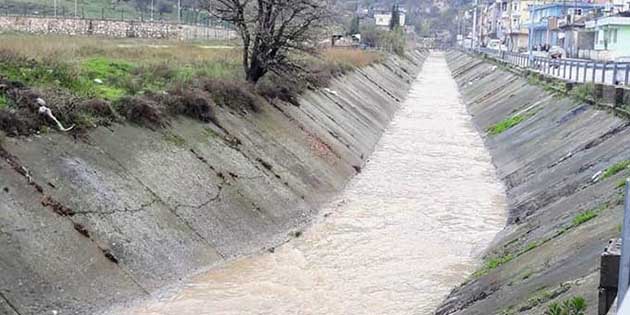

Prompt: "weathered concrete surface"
[0,51,428,315]
[436,50,629,315]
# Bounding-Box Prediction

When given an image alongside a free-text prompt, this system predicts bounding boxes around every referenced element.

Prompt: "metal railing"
[473,47,630,86]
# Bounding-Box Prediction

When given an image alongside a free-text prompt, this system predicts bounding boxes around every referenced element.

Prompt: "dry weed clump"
[165,88,217,123]
[115,96,168,129]
[255,73,302,106]
[202,79,264,113]
[322,48,383,68]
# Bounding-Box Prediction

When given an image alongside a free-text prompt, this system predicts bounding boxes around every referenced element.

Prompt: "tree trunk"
[246,58,266,83]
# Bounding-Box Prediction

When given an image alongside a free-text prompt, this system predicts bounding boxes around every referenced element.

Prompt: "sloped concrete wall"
[437,51,629,315]
[0,51,428,315]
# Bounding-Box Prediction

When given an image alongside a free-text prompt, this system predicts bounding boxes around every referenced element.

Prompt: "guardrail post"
[618,179,630,306]
[602,61,608,84]
[626,64,630,86]
[584,62,588,83]
[593,62,598,83]
[569,61,573,81]
[563,60,567,79]
[614,62,619,85]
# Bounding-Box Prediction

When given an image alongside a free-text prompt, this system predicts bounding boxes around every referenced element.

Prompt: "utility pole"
[472,0,478,49]
[619,179,630,306]
[528,1,534,65]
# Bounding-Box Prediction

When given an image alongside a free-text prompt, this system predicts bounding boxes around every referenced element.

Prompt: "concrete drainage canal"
[117,52,507,315]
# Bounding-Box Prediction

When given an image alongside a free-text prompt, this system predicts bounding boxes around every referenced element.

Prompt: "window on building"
[502,2,508,11]
[575,8,582,15]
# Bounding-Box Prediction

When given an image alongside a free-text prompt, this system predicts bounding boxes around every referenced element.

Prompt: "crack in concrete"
[73,198,159,217]
[0,290,22,315]
[356,69,401,102]
[98,148,227,260]
[0,145,151,296]
[173,186,223,210]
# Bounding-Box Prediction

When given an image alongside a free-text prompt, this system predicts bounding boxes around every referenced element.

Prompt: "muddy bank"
[436,50,629,315]
[0,50,427,315]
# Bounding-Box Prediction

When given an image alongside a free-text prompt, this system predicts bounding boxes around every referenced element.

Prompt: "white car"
[487,39,508,51]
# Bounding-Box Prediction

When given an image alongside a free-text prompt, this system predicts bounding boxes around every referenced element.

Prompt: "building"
[373,7,406,29]
[527,2,604,50]
[585,14,630,60]
[506,0,545,51]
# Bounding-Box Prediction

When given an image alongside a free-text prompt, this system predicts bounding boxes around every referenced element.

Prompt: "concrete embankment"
[0,50,427,315]
[436,50,630,315]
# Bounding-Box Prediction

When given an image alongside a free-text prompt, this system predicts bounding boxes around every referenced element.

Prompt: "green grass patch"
[94,85,126,101]
[163,131,187,147]
[524,242,539,253]
[203,127,220,139]
[0,94,9,109]
[473,201,611,279]
[473,253,513,277]
[82,57,135,81]
[572,210,598,226]
[487,114,528,135]
[602,160,630,180]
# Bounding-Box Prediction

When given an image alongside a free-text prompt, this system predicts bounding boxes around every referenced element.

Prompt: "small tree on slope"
[203,0,331,83]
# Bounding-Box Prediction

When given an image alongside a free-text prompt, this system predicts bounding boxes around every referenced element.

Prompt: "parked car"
[487,39,507,51]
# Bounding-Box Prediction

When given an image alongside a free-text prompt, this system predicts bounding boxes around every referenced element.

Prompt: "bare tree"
[203,0,331,83]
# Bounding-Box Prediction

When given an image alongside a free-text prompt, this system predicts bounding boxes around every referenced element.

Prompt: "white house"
[374,9,406,28]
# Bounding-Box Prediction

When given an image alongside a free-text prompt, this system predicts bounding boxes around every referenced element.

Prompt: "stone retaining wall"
[0,15,237,40]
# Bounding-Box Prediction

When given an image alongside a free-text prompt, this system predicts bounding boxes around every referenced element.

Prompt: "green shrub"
[360,25,406,55]
[569,83,595,102]
[545,296,587,315]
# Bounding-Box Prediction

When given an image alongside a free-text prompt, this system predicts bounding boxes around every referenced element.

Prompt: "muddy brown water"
[120,52,506,315]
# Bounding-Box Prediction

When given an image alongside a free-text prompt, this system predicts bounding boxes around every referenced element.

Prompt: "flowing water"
[123,52,506,315]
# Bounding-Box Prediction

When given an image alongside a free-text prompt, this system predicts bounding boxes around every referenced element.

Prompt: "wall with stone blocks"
[0,16,237,40]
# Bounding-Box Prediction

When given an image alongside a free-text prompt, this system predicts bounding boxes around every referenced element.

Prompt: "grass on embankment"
[486,110,537,136]
[0,33,383,136]
[472,201,613,278]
